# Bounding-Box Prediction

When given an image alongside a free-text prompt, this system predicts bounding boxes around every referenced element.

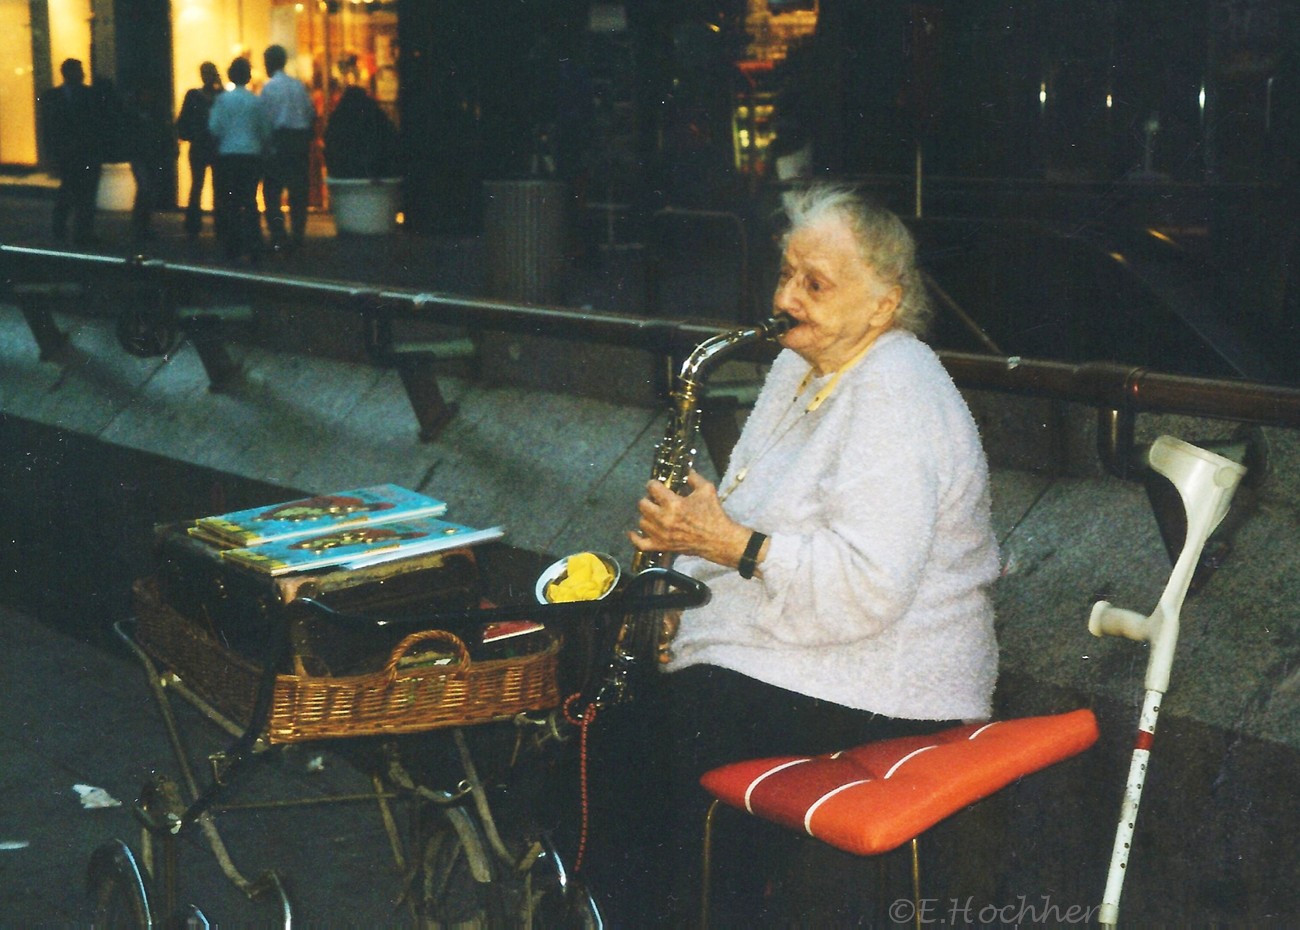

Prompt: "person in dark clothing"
[124,84,178,243]
[41,59,104,246]
[322,86,397,179]
[94,76,130,167]
[176,62,225,237]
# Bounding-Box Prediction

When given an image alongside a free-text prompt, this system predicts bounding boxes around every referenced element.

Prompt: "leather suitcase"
[150,523,484,675]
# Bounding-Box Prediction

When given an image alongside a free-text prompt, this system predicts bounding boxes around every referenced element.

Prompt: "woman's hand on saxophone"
[629,470,756,570]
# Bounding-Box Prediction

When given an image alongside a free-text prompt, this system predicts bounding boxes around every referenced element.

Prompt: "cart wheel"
[517,836,604,930]
[115,306,181,358]
[87,839,152,928]
[413,806,504,929]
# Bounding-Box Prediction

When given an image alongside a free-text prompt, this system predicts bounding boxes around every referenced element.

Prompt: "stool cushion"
[699,709,1098,856]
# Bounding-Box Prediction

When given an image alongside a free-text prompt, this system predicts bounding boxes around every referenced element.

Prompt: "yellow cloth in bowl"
[546,553,615,603]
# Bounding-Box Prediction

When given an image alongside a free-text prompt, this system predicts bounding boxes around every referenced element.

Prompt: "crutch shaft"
[1100,688,1162,928]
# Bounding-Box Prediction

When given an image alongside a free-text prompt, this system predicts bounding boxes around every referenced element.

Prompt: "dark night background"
[36,0,1300,380]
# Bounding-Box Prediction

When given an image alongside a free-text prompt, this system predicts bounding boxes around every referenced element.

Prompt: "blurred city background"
[1,1,1299,382]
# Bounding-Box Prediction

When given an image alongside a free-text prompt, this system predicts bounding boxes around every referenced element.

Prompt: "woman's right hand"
[629,470,753,570]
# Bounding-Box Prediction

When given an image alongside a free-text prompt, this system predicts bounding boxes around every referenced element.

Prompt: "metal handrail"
[940,352,1300,478]
[5,242,1300,441]
[0,243,731,356]
[940,353,1300,427]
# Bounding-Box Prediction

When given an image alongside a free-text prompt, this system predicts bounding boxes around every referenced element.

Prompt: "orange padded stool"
[698,708,1099,927]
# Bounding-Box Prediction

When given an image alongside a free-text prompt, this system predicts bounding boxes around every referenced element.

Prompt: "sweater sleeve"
[751,363,947,645]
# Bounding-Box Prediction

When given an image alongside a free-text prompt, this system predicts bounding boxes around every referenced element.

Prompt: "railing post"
[357,291,472,442]
[183,315,244,391]
[10,283,76,360]
[1097,406,1137,480]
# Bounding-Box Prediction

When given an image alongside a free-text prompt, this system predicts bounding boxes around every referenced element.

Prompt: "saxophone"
[598,314,792,706]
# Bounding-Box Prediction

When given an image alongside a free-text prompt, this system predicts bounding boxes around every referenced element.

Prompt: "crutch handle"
[1088,601,1156,643]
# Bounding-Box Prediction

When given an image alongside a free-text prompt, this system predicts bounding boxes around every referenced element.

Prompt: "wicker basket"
[132,577,561,743]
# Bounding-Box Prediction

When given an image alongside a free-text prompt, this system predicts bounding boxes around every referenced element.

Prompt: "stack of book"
[189,484,504,576]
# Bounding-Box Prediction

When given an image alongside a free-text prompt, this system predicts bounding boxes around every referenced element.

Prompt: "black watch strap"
[738,531,767,580]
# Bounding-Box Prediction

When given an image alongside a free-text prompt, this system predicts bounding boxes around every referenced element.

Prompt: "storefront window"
[49,0,93,77]
[733,0,817,177]
[0,0,38,165]
[306,0,398,124]
[170,0,398,209]
[0,0,93,167]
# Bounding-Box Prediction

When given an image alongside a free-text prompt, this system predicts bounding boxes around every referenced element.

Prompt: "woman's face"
[773,216,901,374]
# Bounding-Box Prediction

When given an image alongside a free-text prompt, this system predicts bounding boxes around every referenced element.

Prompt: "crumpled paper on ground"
[74,784,122,809]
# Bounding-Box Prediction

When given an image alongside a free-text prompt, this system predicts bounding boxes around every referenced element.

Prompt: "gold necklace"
[719,340,875,502]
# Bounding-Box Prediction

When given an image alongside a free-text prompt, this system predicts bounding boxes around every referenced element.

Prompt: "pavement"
[0,601,412,925]
[4,179,1300,924]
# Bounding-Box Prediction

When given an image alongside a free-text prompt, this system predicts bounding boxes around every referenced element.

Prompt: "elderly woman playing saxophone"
[620,183,1002,925]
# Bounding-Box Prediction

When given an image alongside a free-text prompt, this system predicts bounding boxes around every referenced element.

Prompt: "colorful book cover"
[189,484,448,548]
[219,516,504,576]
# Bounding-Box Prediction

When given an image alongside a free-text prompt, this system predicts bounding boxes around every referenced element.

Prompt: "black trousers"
[185,146,217,235]
[214,154,264,261]
[52,162,102,244]
[130,162,171,240]
[586,665,951,928]
[262,128,312,244]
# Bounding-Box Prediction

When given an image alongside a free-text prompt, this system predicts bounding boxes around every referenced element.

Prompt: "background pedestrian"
[208,56,271,263]
[41,59,105,246]
[260,44,317,251]
[176,61,225,238]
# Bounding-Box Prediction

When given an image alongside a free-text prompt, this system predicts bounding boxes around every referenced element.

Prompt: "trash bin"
[483,180,567,303]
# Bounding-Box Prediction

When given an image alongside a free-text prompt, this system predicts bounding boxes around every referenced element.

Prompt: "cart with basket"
[87,514,707,927]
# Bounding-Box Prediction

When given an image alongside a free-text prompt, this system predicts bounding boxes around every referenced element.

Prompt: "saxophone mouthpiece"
[766,314,794,336]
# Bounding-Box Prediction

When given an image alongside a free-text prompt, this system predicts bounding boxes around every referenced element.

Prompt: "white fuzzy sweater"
[667,330,1000,720]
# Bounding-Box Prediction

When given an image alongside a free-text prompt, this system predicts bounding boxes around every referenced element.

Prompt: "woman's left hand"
[628,470,752,568]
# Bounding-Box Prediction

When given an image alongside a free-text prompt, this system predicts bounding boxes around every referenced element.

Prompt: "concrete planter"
[97,162,135,211]
[326,177,402,235]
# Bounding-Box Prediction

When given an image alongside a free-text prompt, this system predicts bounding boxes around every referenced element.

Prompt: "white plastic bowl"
[535,552,621,604]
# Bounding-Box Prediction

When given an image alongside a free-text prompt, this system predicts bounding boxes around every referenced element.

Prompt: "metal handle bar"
[293,566,710,632]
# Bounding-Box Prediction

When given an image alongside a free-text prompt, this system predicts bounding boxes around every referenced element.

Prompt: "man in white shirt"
[259,45,316,250]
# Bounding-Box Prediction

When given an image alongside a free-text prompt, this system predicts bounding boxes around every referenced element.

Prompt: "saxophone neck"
[677,315,791,386]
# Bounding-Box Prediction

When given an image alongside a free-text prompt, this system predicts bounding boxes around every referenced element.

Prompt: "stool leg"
[701,799,720,930]
[910,837,922,930]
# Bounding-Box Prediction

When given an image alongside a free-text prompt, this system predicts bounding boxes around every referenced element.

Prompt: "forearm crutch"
[1088,435,1246,928]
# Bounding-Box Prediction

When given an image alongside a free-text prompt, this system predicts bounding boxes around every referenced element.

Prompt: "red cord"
[563,692,598,873]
